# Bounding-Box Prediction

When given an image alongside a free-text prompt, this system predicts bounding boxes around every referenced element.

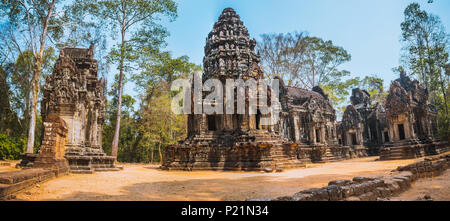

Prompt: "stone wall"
[0,169,56,200]
[33,114,69,175]
[250,153,450,201]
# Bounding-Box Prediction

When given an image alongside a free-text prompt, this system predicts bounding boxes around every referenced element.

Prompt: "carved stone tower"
[40,46,118,173]
[163,8,303,171]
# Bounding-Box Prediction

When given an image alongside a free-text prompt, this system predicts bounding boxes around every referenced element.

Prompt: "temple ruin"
[380,72,448,160]
[38,45,118,173]
[340,88,388,156]
[275,80,360,162]
[163,8,302,171]
[162,8,367,171]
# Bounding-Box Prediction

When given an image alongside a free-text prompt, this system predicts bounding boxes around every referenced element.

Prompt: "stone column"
[293,115,300,142]
[321,125,326,145]
[311,125,316,145]
[388,122,396,142]
[200,114,207,134]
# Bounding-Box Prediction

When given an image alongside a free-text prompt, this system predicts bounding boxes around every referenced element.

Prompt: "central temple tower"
[163,8,303,171]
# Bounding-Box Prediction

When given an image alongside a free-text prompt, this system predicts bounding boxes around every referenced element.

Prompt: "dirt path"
[8,157,422,201]
[390,169,450,201]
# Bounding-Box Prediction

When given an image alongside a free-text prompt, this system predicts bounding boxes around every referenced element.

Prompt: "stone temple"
[380,72,448,160]
[163,8,303,171]
[39,45,119,173]
[163,8,367,171]
[163,8,449,171]
[276,80,366,162]
[340,88,388,156]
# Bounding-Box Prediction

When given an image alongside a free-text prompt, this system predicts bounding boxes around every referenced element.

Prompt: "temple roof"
[285,86,326,103]
[61,44,94,59]
[203,8,261,79]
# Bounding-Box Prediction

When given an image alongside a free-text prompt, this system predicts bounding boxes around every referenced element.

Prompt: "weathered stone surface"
[32,114,69,175]
[352,176,376,183]
[164,8,373,171]
[324,185,343,201]
[0,169,55,199]
[38,45,118,173]
[274,196,293,201]
[328,179,352,187]
[164,8,306,171]
[380,72,448,160]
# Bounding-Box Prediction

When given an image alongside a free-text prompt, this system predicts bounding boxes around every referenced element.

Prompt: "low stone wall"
[250,153,450,201]
[0,169,56,200]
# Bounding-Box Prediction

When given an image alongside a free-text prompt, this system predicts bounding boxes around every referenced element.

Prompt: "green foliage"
[0,134,26,160]
[257,33,351,90]
[400,2,449,140]
[400,3,449,108]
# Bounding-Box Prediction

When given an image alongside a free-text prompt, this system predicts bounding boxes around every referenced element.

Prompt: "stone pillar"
[293,115,300,142]
[345,132,349,146]
[33,114,69,175]
[321,125,326,145]
[311,125,316,145]
[200,114,207,134]
[388,122,396,142]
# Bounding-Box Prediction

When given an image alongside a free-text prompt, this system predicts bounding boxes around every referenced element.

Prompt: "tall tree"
[400,2,449,114]
[257,32,353,115]
[133,52,199,163]
[0,0,66,153]
[76,0,177,157]
[257,32,307,85]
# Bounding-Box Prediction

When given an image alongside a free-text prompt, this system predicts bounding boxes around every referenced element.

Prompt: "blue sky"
[162,0,449,84]
[121,0,450,108]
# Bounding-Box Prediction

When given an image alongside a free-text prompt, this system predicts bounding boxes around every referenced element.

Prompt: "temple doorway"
[351,133,357,145]
[256,110,261,130]
[384,131,390,142]
[315,129,320,143]
[398,124,405,140]
[208,115,216,131]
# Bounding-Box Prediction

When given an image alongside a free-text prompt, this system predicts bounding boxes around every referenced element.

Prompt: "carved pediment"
[342,105,362,130]
[385,81,410,118]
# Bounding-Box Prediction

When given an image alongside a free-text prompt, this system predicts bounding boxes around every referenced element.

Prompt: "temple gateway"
[162,8,448,171]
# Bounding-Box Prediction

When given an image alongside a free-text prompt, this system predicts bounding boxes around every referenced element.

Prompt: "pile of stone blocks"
[249,153,450,201]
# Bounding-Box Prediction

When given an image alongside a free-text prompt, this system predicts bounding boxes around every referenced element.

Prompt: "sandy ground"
[391,169,450,201]
[4,157,423,201]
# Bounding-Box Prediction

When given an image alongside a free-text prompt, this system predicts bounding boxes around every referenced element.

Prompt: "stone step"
[94,168,121,172]
[70,169,94,174]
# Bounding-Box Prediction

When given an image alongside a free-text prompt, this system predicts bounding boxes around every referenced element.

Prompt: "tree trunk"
[26,61,41,153]
[158,137,163,163]
[25,0,55,154]
[111,26,126,158]
[150,146,154,164]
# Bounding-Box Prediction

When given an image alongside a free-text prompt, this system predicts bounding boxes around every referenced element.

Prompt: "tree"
[133,52,199,163]
[258,32,353,115]
[257,32,307,85]
[76,0,178,157]
[359,75,386,105]
[400,3,449,114]
[0,0,66,153]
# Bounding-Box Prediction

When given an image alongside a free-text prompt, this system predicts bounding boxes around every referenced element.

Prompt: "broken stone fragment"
[352,176,376,183]
[328,179,352,187]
